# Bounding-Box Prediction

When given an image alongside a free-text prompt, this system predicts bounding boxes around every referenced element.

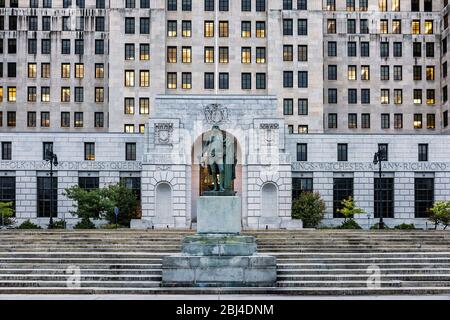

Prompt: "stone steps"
[0,230,449,295]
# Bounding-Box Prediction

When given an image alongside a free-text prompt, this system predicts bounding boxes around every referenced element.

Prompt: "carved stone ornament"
[204,103,230,125]
[155,123,174,145]
[259,123,279,130]
[260,123,279,147]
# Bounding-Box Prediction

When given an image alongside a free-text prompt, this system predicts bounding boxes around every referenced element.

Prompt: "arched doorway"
[191,129,242,222]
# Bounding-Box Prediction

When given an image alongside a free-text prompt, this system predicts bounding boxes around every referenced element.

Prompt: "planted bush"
[394,223,415,230]
[292,192,326,228]
[17,220,41,229]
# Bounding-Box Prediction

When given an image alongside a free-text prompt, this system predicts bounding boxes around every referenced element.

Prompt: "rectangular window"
[283,99,293,115]
[95,64,104,78]
[337,144,348,161]
[427,113,436,129]
[256,22,265,38]
[78,176,99,191]
[328,113,337,128]
[381,113,390,129]
[361,66,370,80]
[27,87,37,102]
[37,176,57,218]
[125,70,135,87]
[139,98,150,114]
[361,113,370,129]
[241,73,251,90]
[298,99,308,115]
[292,178,313,201]
[219,47,229,63]
[61,112,70,128]
[140,70,150,87]
[181,72,192,89]
[75,39,84,55]
[182,20,191,37]
[256,73,266,89]
[0,176,16,210]
[328,42,337,56]
[283,19,293,36]
[74,112,83,127]
[167,72,177,89]
[348,89,357,104]
[140,18,150,34]
[374,178,394,218]
[219,21,229,37]
[27,112,36,127]
[124,98,135,115]
[40,112,50,127]
[298,71,308,88]
[84,143,95,161]
[298,19,307,35]
[1,142,12,160]
[140,44,150,60]
[94,112,104,128]
[241,21,251,37]
[394,114,403,129]
[328,89,337,104]
[298,45,307,61]
[418,144,428,162]
[95,87,104,103]
[204,21,214,37]
[333,178,353,218]
[296,143,307,161]
[283,71,293,88]
[168,0,177,10]
[125,143,137,161]
[414,178,434,218]
[256,47,266,63]
[204,73,214,89]
[74,87,83,102]
[125,44,135,60]
[61,87,70,102]
[348,113,357,129]
[125,17,135,34]
[219,73,229,90]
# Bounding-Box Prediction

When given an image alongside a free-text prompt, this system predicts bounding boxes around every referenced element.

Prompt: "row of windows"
[0,38,106,55]
[167,0,266,12]
[0,63,105,79]
[325,18,434,35]
[0,111,105,128]
[166,72,267,90]
[165,46,267,64]
[325,88,436,105]
[166,20,266,38]
[326,113,437,130]
[1,141,137,161]
[296,143,429,162]
[325,0,433,12]
[327,65,435,82]
[293,176,434,219]
[0,86,105,103]
[326,41,435,58]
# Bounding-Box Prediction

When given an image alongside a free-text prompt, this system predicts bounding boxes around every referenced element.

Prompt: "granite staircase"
[0,230,449,295]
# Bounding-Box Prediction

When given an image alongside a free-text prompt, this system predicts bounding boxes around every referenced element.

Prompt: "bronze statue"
[202,125,236,195]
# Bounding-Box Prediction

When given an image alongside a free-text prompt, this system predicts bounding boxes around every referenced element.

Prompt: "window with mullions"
[78,176,99,191]
[61,112,70,128]
[204,73,214,89]
[283,19,293,35]
[125,143,137,161]
[140,98,150,114]
[126,0,135,7]
[168,0,177,10]
[182,72,192,89]
[62,39,70,54]
[337,144,348,161]
[182,21,191,37]
[348,113,357,128]
[205,0,214,11]
[361,113,370,129]
[219,73,229,90]
[296,143,307,161]
[414,178,434,218]
[381,114,390,129]
[374,178,394,218]
[298,71,308,88]
[283,99,293,115]
[37,176,57,218]
[125,18,135,34]
[84,143,95,161]
[256,47,266,63]
[242,0,251,11]
[418,144,428,162]
[94,112,104,128]
[283,0,292,10]
[140,18,150,34]
[97,0,106,8]
[347,42,356,56]
[219,0,228,11]
[333,178,353,218]
[256,73,266,89]
[182,0,191,10]
[297,0,307,10]
[27,112,36,127]
[74,112,83,127]
[1,142,11,160]
[298,99,308,115]
[283,71,293,88]
[256,0,265,11]
[292,177,312,201]
[241,73,251,89]
[328,42,337,56]
[0,176,15,210]
[298,19,307,35]
[283,45,293,61]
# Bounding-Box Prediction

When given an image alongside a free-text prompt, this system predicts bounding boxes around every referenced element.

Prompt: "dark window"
[120,177,141,202]
[328,113,337,128]
[374,178,394,218]
[74,112,83,127]
[241,0,251,11]
[75,39,84,55]
[347,41,356,56]
[297,19,307,35]
[283,71,293,88]
[204,0,214,11]
[361,113,370,129]
[140,18,150,34]
[297,0,307,10]
[95,40,104,54]
[298,71,308,88]
[296,143,307,161]
[78,176,99,190]
[125,17,135,34]
[241,73,251,89]
[204,73,214,89]
[61,112,70,128]
[256,73,266,89]
[27,112,36,127]
[328,41,337,56]
[95,17,105,31]
[411,0,419,11]
[283,99,293,115]
[360,42,369,57]
[414,178,434,218]
[413,42,421,57]
[418,144,428,161]
[219,0,228,11]
[1,142,12,160]
[94,112,104,128]
[168,0,177,10]
[328,89,337,103]
[348,113,357,128]
[337,144,348,161]
[126,143,137,161]
[0,176,15,210]
[298,99,308,115]
[424,0,432,11]
[333,178,354,218]
[219,73,229,89]
[7,112,16,127]
[43,142,53,160]
[182,0,191,10]
[444,111,449,127]
[283,19,293,35]
[61,39,71,54]
[37,176,57,218]
[292,177,313,201]
[8,39,16,54]
[256,0,265,11]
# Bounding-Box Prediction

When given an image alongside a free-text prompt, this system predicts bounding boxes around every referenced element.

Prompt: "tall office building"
[1,0,449,229]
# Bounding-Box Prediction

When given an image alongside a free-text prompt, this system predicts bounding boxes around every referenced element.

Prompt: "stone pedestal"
[162,196,277,287]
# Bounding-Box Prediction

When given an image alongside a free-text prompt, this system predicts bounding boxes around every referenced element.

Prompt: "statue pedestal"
[162,196,277,287]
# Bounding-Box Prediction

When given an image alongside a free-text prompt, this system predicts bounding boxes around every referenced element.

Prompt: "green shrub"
[394,223,415,230]
[429,201,450,230]
[292,192,326,228]
[337,197,365,223]
[0,201,15,226]
[17,219,42,229]
[49,220,66,229]
[73,218,96,229]
[337,219,362,229]
[370,222,391,230]
[100,223,123,229]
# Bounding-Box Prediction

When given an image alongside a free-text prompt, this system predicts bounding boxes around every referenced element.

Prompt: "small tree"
[104,183,139,227]
[64,186,115,227]
[0,201,15,226]
[429,201,450,230]
[292,192,326,228]
[337,197,365,223]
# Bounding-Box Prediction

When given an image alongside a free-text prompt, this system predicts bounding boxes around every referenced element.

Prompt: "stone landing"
[161,196,277,287]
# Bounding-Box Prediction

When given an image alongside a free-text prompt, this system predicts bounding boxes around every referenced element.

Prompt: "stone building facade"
[1,1,450,229]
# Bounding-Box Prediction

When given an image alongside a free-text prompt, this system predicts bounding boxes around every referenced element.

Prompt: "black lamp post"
[45,150,58,228]
[373,150,385,230]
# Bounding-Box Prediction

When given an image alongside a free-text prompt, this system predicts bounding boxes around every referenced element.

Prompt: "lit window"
[167,47,177,63]
[182,21,191,37]
[219,47,228,63]
[61,87,70,102]
[125,70,135,87]
[167,20,177,37]
[41,87,50,102]
[204,21,214,37]
[412,20,420,34]
[394,89,402,104]
[426,89,435,104]
[204,47,214,63]
[61,63,70,78]
[391,0,400,11]
[167,72,177,89]
[75,63,84,78]
[182,47,191,63]
[219,21,229,37]
[414,114,422,129]
[348,65,357,80]
[426,66,435,80]
[140,44,150,60]
[241,21,251,37]
[41,112,50,127]
[414,89,422,104]
[95,87,104,103]
[241,47,251,63]
[424,20,433,34]
[361,66,370,80]
[124,98,135,114]
[380,20,388,34]
[140,70,150,87]
[256,47,266,63]
[95,64,104,78]
[392,20,401,34]
[7,87,16,102]
[124,124,135,133]
[380,89,389,104]
[182,72,192,89]
[379,0,387,11]
[139,125,145,133]
[28,63,37,78]
[256,21,265,38]
[139,98,150,114]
